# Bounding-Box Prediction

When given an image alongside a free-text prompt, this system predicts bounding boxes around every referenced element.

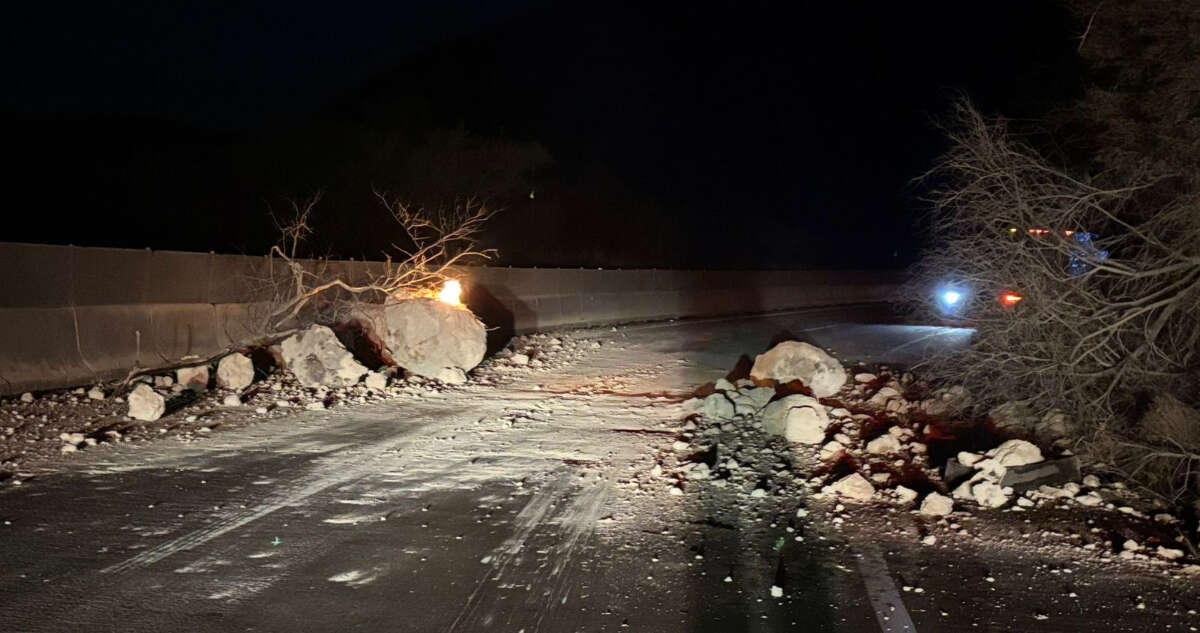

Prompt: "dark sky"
[2,1,1080,269]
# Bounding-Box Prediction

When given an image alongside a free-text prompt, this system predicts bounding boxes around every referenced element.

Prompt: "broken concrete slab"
[999,455,1081,492]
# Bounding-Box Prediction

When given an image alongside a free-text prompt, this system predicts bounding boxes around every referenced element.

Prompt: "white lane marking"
[856,545,918,632]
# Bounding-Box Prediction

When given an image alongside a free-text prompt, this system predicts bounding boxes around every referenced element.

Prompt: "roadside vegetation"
[906,1,1200,508]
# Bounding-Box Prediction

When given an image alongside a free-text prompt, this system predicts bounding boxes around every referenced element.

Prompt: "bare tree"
[904,100,1200,500]
[259,191,497,334]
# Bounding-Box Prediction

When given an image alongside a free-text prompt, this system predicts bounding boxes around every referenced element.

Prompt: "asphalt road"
[0,305,1193,632]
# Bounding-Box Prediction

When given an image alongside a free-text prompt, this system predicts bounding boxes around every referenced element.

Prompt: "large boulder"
[761,394,830,444]
[216,353,254,391]
[358,298,486,380]
[127,383,165,421]
[749,341,846,397]
[281,325,369,388]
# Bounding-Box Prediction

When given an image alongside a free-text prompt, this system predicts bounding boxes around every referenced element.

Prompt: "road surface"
[0,305,1194,632]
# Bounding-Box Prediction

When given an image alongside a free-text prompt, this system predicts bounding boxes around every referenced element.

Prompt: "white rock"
[154,375,174,388]
[866,434,902,455]
[818,441,844,460]
[740,386,776,410]
[176,365,210,391]
[356,298,486,380]
[714,378,736,392]
[432,367,467,384]
[87,387,105,401]
[761,394,830,444]
[989,439,1043,468]
[749,341,846,397]
[1157,546,1185,561]
[971,481,1010,508]
[770,585,784,598]
[894,486,918,506]
[364,371,389,391]
[127,384,165,421]
[280,325,369,388]
[1074,492,1103,506]
[509,353,529,366]
[19,392,33,403]
[919,492,954,517]
[1082,474,1101,488]
[216,353,254,391]
[854,373,877,383]
[825,473,875,501]
[702,393,737,420]
[957,451,983,467]
[222,394,241,407]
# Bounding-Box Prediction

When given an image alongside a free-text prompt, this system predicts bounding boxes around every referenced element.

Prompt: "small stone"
[770,585,784,598]
[919,493,954,517]
[1157,546,1184,561]
[894,485,918,506]
[854,373,877,383]
[222,394,241,407]
[364,371,389,391]
[824,473,874,502]
[1074,492,1103,506]
[509,353,529,366]
[176,365,210,391]
[1082,474,1101,488]
[19,393,33,403]
[87,387,105,401]
[866,434,902,455]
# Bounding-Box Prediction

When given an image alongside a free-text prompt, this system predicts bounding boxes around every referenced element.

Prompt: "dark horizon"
[2,1,1081,269]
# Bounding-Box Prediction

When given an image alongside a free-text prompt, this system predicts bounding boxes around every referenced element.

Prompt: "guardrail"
[0,242,900,394]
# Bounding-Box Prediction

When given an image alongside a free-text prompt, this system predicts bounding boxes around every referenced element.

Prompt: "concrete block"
[0,243,74,308]
[145,250,211,303]
[145,304,221,360]
[0,307,83,394]
[73,305,149,370]
[1000,456,1081,492]
[73,247,150,306]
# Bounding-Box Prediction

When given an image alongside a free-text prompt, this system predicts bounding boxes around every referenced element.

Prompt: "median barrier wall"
[0,242,901,395]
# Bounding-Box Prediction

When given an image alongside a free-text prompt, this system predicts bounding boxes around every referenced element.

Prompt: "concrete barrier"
[0,242,901,395]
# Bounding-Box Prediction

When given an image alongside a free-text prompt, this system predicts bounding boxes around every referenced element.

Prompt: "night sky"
[3,1,1080,269]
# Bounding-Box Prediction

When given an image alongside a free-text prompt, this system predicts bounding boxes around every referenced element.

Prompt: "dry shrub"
[905,99,1200,503]
[1092,393,1200,504]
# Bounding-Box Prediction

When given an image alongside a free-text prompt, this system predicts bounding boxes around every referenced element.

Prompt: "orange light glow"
[1027,228,1051,236]
[1064,230,1075,237]
[1001,292,1023,306]
[438,279,463,306]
